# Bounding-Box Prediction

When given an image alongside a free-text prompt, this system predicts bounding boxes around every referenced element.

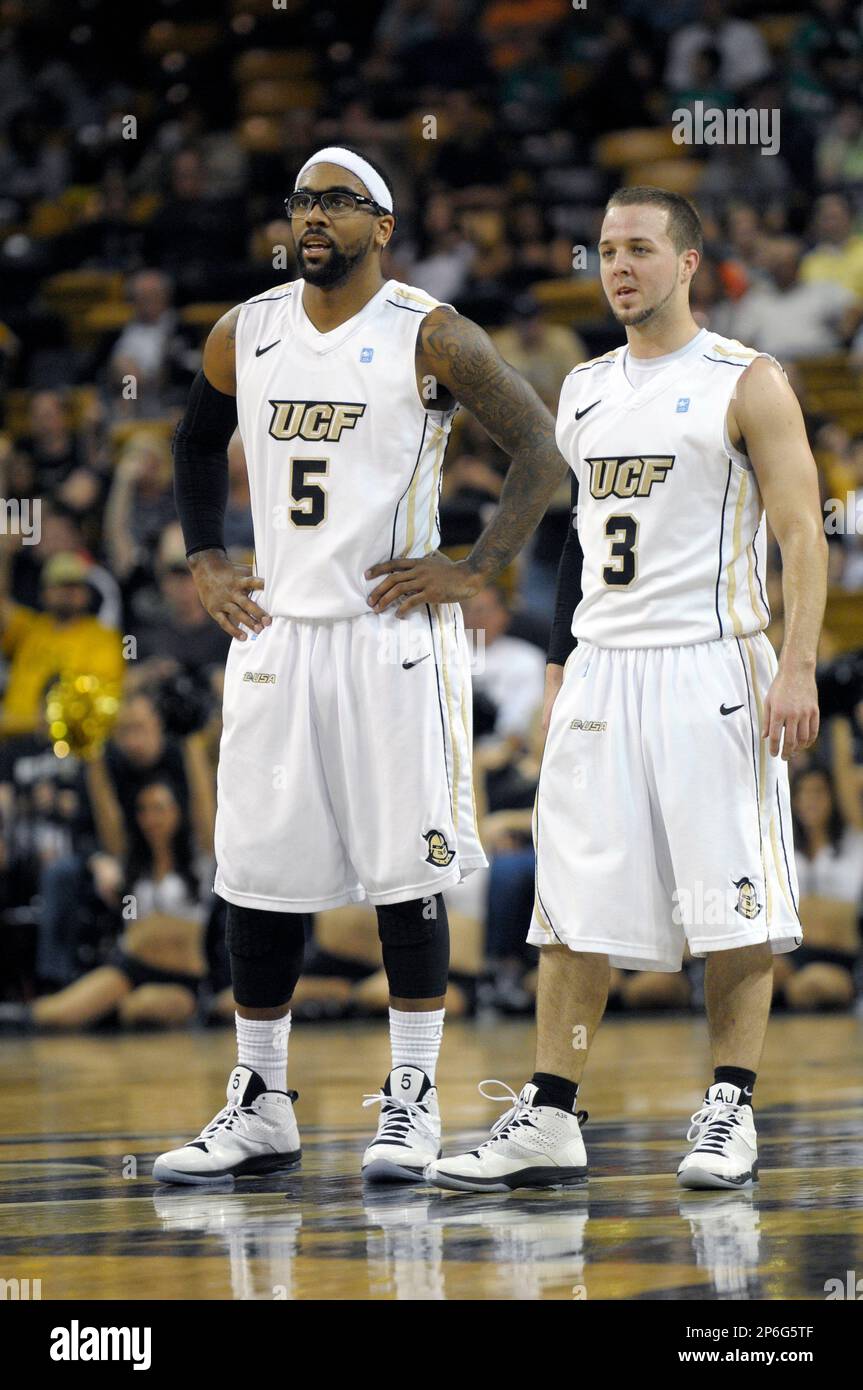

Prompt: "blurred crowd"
[0,0,862,1029]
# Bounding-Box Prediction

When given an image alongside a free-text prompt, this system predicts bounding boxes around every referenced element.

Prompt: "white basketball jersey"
[234,278,456,620]
[557,329,773,648]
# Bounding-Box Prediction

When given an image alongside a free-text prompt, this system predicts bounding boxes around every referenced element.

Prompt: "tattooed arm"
[366,306,568,615]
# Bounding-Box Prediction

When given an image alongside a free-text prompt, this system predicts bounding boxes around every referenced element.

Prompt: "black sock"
[714,1066,756,1107]
[531,1071,579,1113]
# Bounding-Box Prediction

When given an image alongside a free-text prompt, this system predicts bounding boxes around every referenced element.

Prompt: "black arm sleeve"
[546,473,583,666]
[172,370,238,558]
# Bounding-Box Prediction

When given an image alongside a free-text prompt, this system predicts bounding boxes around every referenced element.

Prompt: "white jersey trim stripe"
[775,783,801,922]
[426,605,454,819]
[726,469,749,636]
[715,459,733,639]
[753,530,769,623]
[745,532,766,629]
[433,606,460,832]
[457,617,483,845]
[533,766,564,944]
[744,636,800,925]
[390,415,429,559]
[747,636,797,923]
[425,426,447,552]
[770,807,796,921]
[405,435,423,552]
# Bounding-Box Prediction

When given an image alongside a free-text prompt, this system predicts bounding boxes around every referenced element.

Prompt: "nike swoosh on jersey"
[403,653,431,669]
[720,703,744,715]
[575,400,601,420]
[255,340,281,356]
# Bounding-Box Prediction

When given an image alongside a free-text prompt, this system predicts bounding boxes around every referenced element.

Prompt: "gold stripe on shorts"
[434,606,460,832]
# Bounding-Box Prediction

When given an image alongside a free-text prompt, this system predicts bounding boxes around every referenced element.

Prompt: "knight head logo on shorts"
[423,829,455,867]
[732,876,762,919]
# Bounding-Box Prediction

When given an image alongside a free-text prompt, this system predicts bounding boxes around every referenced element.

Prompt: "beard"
[611,275,678,328]
[615,301,657,327]
[298,233,372,288]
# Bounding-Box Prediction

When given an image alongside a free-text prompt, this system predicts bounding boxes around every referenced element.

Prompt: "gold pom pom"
[44,673,122,760]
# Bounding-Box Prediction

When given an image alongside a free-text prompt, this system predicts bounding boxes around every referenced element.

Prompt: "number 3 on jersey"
[603,513,638,586]
[290,458,328,527]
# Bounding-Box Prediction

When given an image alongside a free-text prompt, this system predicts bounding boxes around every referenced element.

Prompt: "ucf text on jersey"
[557,329,772,648]
[235,279,456,619]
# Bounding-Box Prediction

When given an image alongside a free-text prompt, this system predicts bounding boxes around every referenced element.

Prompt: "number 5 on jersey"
[289,458,328,527]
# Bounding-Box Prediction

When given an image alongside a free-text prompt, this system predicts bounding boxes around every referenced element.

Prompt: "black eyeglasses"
[285,189,386,218]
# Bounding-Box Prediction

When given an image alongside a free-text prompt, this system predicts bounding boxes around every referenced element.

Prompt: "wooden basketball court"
[3,1014,862,1300]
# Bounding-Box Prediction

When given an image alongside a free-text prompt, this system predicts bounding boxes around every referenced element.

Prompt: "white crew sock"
[235,1012,290,1093]
[389,1007,445,1083]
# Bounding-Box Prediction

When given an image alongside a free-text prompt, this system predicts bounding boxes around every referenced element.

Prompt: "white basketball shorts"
[527,632,802,971]
[214,602,487,912]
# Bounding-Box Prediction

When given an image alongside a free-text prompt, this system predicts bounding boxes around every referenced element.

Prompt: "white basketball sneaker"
[152,1065,301,1185]
[425,1081,588,1192]
[677,1083,758,1190]
[361,1066,442,1183]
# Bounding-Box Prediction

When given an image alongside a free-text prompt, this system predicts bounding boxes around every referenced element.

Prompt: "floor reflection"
[4,1019,863,1299]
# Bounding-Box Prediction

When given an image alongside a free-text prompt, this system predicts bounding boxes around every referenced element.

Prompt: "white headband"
[294,146,393,214]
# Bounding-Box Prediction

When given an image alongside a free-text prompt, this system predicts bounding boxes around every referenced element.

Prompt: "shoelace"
[686,1101,744,1155]
[362,1090,438,1144]
[193,1102,257,1144]
[476,1080,588,1147]
[480,1081,537,1146]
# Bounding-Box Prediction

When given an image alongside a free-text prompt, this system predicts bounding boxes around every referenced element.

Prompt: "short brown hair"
[604,186,703,258]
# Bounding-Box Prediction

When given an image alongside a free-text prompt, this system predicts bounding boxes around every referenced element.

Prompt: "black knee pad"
[226,904,307,1008]
[376,895,450,999]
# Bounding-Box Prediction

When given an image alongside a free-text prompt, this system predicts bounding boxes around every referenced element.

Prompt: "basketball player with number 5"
[154,147,569,1185]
